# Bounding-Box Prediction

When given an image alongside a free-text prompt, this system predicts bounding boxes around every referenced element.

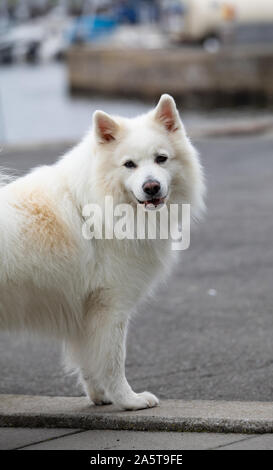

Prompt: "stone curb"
[1,119,273,154]
[1,395,273,434]
[0,140,75,154]
[193,119,273,138]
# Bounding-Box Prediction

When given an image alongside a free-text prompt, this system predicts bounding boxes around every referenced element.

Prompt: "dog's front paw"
[119,391,159,411]
[87,386,112,406]
[93,398,112,406]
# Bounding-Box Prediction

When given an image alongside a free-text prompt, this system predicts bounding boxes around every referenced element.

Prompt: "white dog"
[0,94,204,410]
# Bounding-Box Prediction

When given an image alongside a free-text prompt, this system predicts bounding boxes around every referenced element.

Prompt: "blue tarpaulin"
[68,15,118,44]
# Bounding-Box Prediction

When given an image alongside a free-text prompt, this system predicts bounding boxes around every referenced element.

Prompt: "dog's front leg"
[80,375,111,406]
[98,318,159,411]
[69,315,159,411]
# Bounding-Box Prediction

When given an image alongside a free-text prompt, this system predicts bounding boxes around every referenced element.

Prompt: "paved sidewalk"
[2,427,273,450]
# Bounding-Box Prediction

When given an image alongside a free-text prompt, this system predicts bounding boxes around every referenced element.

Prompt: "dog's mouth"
[136,197,166,209]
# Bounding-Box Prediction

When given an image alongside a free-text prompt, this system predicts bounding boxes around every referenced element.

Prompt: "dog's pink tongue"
[144,199,160,207]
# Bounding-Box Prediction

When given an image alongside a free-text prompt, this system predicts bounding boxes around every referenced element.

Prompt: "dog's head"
[92,94,205,217]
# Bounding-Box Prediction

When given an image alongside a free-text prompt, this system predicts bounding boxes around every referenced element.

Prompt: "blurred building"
[160,0,273,47]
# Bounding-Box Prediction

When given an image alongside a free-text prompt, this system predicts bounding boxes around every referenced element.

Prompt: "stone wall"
[66,45,273,107]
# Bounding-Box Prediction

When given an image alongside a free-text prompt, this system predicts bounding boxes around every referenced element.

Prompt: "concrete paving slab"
[218,434,273,450]
[1,395,273,434]
[20,429,253,450]
[0,427,81,450]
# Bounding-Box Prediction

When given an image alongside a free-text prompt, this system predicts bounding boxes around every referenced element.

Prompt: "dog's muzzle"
[136,180,167,209]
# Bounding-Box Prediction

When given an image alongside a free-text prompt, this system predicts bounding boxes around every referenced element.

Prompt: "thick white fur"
[0,95,205,410]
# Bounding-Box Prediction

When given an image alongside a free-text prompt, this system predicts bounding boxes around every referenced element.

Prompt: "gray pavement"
[0,134,273,402]
[0,427,268,450]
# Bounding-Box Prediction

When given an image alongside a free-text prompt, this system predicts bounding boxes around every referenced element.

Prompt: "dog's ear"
[154,94,180,133]
[93,110,119,143]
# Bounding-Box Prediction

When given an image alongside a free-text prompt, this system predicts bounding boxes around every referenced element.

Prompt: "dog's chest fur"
[82,237,172,309]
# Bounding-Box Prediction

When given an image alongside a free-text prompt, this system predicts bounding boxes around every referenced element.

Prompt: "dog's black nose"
[142,180,161,197]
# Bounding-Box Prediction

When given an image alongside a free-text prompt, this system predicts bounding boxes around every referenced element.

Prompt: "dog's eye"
[155,155,168,164]
[124,160,137,169]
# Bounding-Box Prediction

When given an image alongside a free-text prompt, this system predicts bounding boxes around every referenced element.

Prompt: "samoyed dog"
[0,94,204,410]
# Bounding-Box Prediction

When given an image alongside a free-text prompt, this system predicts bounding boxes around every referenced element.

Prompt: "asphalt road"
[0,134,273,401]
